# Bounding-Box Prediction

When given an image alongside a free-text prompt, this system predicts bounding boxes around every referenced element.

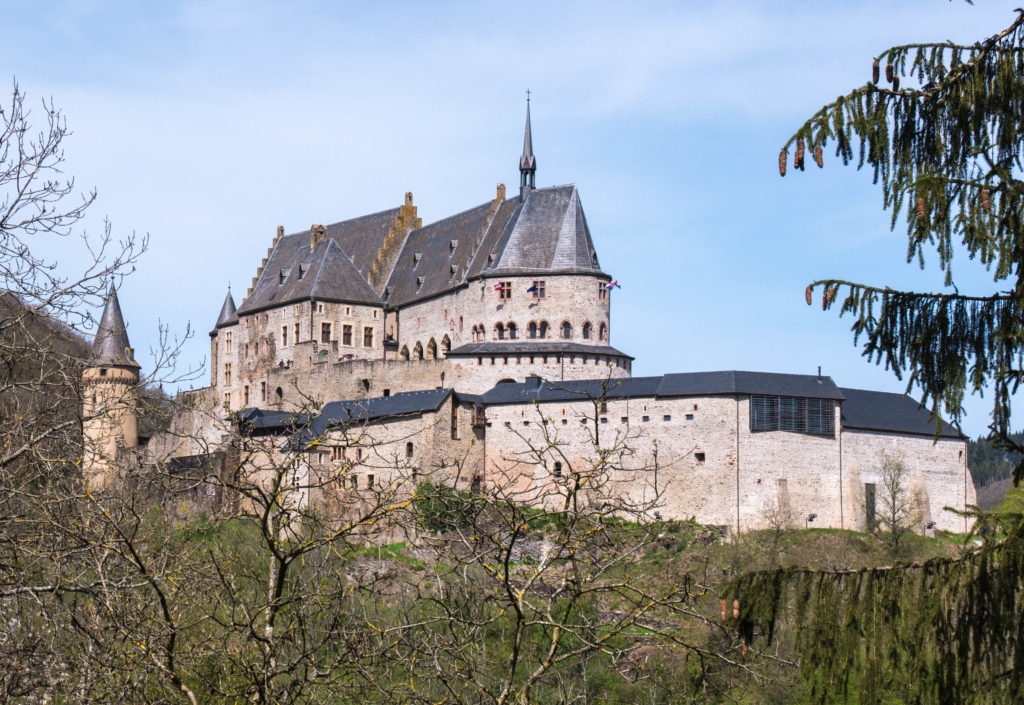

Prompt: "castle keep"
[83,104,976,534]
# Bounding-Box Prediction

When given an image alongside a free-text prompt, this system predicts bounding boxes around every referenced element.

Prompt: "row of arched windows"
[399,335,451,361]
[471,320,607,342]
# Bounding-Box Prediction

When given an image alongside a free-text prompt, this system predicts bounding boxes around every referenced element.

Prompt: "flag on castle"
[525,283,539,294]
[603,280,620,290]
[493,282,503,291]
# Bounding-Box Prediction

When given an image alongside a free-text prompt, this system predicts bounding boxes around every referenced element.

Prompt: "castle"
[82,103,976,534]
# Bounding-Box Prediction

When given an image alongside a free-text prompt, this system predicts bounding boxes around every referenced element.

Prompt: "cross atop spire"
[519,92,536,200]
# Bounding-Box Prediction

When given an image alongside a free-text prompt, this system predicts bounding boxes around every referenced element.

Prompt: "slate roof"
[214,290,238,331]
[237,208,398,314]
[238,232,383,314]
[480,371,843,405]
[448,341,632,359]
[93,285,140,368]
[238,388,454,447]
[839,387,963,439]
[658,371,844,400]
[490,185,602,274]
[386,200,496,306]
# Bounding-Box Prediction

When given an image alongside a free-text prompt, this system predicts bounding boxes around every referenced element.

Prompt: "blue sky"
[2,1,1018,437]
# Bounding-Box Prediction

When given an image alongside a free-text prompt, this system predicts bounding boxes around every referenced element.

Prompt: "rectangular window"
[294,322,300,342]
[363,326,374,348]
[750,395,834,436]
[685,413,694,421]
[260,382,267,402]
[599,283,607,301]
[663,415,672,421]
[321,322,332,343]
[451,404,459,440]
[343,324,352,346]
[224,363,231,386]
[498,281,512,299]
[531,280,546,299]
[223,392,230,408]
[865,483,877,529]
[642,415,650,422]
[367,474,374,489]
[282,326,288,346]
[225,331,233,353]
[243,385,249,405]
[695,452,706,464]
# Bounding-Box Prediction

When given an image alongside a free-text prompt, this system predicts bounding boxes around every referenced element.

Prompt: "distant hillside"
[968,431,1024,488]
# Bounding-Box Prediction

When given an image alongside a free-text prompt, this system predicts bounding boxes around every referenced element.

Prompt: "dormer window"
[449,239,458,254]
[279,269,286,285]
[416,276,425,291]
[297,265,304,280]
[413,253,422,270]
[487,253,495,267]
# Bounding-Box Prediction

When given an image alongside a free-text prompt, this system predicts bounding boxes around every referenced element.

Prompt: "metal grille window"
[750,395,834,436]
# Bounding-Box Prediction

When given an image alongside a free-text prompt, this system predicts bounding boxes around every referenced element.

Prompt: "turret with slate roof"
[83,283,140,491]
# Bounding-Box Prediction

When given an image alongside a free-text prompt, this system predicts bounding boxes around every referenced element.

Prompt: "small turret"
[519,94,536,201]
[214,289,237,330]
[82,284,141,491]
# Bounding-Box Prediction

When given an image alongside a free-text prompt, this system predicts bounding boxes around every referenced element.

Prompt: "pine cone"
[916,197,926,220]
[795,138,805,170]
[892,75,900,91]
[981,188,991,213]
[885,63,894,82]
[814,145,824,168]
[823,286,837,310]
[805,285,813,306]
[872,60,880,84]
[732,599,740,620]
[779,149,787,177]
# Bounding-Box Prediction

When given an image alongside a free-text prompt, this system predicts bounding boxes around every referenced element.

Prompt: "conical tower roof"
[214,289,238,329]
[92,284,139,368]
[519,98,536,172]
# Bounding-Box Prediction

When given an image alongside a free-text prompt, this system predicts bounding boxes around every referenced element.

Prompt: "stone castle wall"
[480,393,973,533]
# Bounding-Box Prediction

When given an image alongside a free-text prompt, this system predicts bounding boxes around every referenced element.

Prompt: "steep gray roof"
[92,285,139,368]
[214,290,238,330]
[839,387,963,438]
[386,200,496,306]
[491,185,602,273]
[238,217,387,314]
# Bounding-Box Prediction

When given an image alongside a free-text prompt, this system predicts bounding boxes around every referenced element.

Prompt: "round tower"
[82,284,141,491]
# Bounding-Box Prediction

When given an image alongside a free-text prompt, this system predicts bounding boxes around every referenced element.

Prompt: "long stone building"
[82,103,976,534]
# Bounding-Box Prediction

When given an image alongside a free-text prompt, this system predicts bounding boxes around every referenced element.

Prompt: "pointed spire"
[519,92,536,200]
[92,283,139,368]
[215,288,238,329]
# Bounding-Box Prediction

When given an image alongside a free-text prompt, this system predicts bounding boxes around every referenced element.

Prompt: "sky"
[1,0,1019,438]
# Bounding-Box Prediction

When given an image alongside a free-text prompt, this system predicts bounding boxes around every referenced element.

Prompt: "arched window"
[414,342,424,360]
[599,323,607,341]
[508,322,518,339]
[317,350,328,363]
[400,345,410,361]
[561,321,572,339]
[426,338,437,360]
[440,335,451,356]
[528,321,538,339]
[582,322,592,340]
[496,322,505,340]
[539,321,549,339]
